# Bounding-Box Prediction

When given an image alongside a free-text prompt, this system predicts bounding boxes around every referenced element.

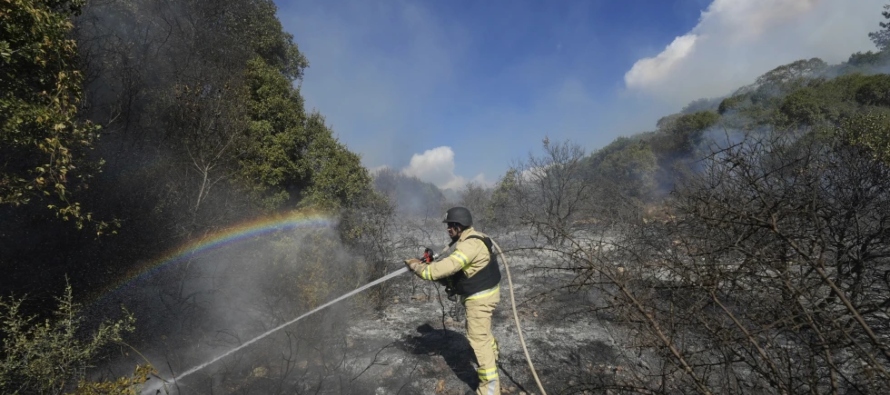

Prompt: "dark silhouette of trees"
[534,126,890,394]
[509,138,594,245]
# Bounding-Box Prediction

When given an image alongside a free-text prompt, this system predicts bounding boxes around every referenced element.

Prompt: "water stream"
[147,266,409,393]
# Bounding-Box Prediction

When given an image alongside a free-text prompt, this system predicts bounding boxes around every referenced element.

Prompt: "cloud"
[401,146,487,190]
[624,0,884,104]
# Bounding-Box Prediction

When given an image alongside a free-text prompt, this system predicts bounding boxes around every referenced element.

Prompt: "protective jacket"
[410,227,500,298]
[446,235,500,296]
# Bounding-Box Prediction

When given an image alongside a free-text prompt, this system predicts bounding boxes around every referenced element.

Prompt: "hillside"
[2,1,890,394]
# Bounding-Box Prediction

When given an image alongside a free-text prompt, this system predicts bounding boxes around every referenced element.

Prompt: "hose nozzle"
[419,247,438,263]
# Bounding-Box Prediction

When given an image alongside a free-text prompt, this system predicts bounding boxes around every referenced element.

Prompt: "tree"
[510,138,592,245]
[754,58,828,88]
[650,111,720,159]
[585,137,658,202]
[838,51,890,75]
[300,113,373,211]
[645,111,722,196]
[0,0,104,231]
[338,188,397,309]
[774,73,890,128]
[0,0,382,320]
[371,168,445,217]
[846,111,890,164]
[547,128,890,394]
[726,58,828,114]
[458,182,492,230]
[486,169,519,231]
[869,4,890,51]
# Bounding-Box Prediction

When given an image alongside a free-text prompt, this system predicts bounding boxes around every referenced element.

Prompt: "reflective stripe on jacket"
[412,228,500,296]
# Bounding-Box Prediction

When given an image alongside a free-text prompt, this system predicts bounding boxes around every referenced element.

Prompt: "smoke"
[88,226,372,393]
[624,0,883,105]
[372,167,448,218]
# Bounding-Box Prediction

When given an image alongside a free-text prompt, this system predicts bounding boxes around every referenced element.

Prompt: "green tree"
[717,93,751,115]
[650,110,720,158]
[845,111,890,164]
[70,0,368,235]
[588,137,657,202]
[776,74,890,128]
[838,51,890,74]
[239,57,311,209]
[301,113,372,210]
[854,74,890,107]
[0,0,104,231]
[727,58,827,118]
[239,58,371,211]
[487,169,519,230]
[869,4,890,51]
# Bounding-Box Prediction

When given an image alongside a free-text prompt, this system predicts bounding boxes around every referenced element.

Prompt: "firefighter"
[404,206,501,395]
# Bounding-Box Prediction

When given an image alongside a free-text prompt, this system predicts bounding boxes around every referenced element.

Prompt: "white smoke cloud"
[624,0,883,104]
[625,34,699,89]
[401,146,487,190]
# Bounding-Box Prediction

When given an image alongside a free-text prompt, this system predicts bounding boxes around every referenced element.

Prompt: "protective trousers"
[464,288,500,395]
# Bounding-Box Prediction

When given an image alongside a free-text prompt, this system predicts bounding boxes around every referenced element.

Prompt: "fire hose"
[492,238,547,395]
[420,240,547,395]
[146,238,546,394]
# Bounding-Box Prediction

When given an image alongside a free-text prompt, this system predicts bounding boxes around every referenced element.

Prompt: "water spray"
[145,266,411,394]
[143,242,547,395]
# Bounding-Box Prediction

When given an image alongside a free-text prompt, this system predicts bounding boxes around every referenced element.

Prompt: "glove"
[404,258,422,273]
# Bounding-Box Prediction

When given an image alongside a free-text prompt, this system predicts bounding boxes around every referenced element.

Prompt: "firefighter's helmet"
[443,206,473,228]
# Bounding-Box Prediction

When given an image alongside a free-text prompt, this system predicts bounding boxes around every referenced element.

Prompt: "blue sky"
[275,0,884,190]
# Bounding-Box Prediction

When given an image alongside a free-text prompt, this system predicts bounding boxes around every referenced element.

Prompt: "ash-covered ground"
[343,234,643,395]
[90,223,647,395]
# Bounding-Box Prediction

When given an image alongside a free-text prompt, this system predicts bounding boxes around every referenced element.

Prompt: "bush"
[0,284,138,394]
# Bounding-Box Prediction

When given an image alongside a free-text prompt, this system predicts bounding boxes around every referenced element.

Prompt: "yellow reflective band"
[450,250,469,269]
[464,285,500,301]
[422,267,432,281]
[477,367,498,381]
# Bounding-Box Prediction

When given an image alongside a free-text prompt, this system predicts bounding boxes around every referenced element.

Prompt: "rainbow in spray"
[93,210,337,303]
